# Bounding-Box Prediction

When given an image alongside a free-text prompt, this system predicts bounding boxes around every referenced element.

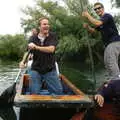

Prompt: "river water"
[0,62,19,95]
[0,61,107,120]
[0,61,18,120]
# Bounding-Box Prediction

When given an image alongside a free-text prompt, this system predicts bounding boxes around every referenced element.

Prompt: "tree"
[20,0,102,64]
[111,0,120,8]
[0,34,27,60]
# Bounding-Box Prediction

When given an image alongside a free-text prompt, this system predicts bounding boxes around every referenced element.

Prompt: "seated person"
[95,77,120,107]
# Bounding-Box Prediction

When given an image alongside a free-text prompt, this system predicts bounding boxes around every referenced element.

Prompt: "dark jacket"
[28,32,58,74]
[98,78,120,102]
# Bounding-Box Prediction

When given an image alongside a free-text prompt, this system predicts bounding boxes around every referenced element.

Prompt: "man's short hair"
[94,2,104,8]
[39,17,49,25]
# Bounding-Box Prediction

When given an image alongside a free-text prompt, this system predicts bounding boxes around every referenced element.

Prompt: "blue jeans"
[29,69,63,95]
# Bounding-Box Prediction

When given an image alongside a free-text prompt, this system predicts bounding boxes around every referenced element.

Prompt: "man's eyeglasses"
[94,7,102,11]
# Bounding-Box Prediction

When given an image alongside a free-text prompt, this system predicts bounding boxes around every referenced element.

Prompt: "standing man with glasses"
[82,2,120,81]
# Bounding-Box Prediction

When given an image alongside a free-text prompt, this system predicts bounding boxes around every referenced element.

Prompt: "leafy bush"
[0,34,27,61]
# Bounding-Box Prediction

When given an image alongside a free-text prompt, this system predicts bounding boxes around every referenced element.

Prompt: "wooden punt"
[14,73,93,120]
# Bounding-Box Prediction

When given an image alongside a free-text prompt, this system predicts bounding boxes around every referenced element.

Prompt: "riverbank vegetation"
[0,34,27,61]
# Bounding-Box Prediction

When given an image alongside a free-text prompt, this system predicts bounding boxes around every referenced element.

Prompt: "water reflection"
[0,107,16,120]
[0,62,18,95]
[0,62,18,120]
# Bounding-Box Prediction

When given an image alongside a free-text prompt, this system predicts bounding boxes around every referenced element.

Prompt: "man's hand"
[82,23,95,33]
[28,43,37,50]
[82,11,90,18]
[94,94,104,107]
[83,23,89,29]
[19,61,26,69]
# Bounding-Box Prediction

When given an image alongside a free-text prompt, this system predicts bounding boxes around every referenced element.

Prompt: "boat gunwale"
[14,73,93,108]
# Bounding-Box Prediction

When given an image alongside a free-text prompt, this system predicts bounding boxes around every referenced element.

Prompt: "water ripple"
[0,63,19,95]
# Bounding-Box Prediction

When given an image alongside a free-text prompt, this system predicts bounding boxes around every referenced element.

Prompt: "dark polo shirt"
[28,32,58,74]
[96,13,120,47]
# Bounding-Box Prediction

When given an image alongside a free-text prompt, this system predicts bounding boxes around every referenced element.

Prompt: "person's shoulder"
[104,13,113,18]
[49,31,57,36]
[30,35,38,39]
[49,31,58,39]
[110,79,120,84]
[29,35,38,42]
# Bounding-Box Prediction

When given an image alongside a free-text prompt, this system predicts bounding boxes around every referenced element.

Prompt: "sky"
[0,0,119,35]
[0,0,34,35]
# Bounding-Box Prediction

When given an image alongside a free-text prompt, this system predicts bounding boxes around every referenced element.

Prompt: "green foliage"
[20,0,102,64]
[111,0,120,8]
[60,62,94,92]
[0,34,27,60]
[114,14,120,31]
[64,0,89,15]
